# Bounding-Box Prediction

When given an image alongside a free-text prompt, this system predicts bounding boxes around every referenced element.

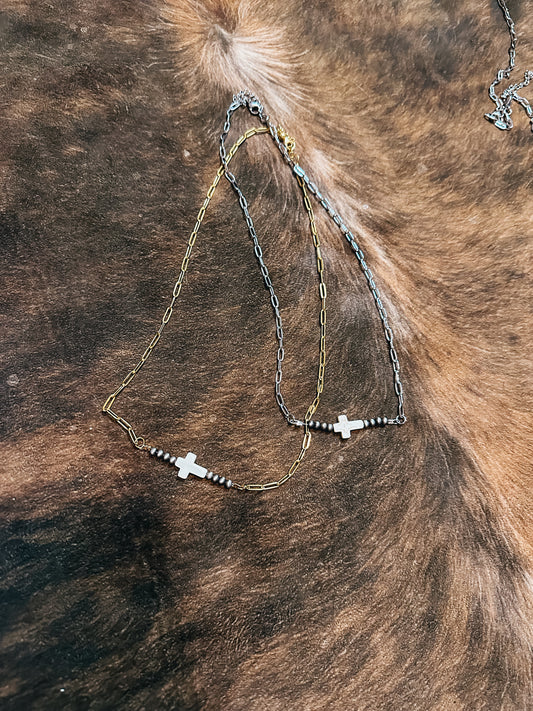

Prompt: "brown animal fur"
[1,0,532,709]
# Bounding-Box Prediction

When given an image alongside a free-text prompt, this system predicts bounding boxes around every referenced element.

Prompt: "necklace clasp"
[277,125,298,160]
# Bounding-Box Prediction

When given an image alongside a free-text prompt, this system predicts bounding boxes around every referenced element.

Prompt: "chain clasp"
[277,125,298,160]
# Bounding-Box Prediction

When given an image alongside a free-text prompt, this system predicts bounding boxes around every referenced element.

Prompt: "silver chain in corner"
[485,0,533,131]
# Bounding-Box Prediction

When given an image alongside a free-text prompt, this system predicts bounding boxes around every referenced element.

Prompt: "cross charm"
[175,451,208,480]
[333,414,365,439]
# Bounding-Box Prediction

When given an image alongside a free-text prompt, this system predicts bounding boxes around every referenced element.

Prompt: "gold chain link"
[103,126,327,490]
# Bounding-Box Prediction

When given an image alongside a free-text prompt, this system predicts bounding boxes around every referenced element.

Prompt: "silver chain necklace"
[485,0,533,131]
[221,91,406,433]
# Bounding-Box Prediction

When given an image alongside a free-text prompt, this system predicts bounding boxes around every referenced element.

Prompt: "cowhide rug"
[1,0,532,709]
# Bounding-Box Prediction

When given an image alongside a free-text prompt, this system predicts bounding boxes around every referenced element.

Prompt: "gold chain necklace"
[103,125,328,491]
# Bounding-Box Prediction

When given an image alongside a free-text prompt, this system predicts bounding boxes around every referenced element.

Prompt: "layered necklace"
[102,91,406,492]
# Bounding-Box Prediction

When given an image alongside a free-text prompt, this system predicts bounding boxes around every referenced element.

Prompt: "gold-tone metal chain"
[103,126,327,491]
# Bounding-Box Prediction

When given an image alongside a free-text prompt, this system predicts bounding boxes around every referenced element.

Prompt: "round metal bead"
[149,447,157,457]
[206,471,214,480]
[321,422,328,431]
[328,423,334,432]
[169,456,176,465]
[163,452,170,462]
[308,421,315,429]
[363,420,370,428]
[218,476,226,486]
[156,449,164,459]
[212,474,220,483]
[225,479,233,489]
[369,419,376,427]
[383,417,388,425]
[376,417,382,426]
[314,421,321,429]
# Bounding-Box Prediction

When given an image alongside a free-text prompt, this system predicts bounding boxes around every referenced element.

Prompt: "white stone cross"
[333,414,365,439]
[175,451,208,480]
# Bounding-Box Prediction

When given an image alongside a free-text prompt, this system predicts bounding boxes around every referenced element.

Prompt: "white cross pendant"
[175,451,208,480]
[333,414,365,439]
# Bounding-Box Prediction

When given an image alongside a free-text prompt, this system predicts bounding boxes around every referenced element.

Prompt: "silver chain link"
[222,91,406,425]
[220,100,299,425]
[485,0,533,131]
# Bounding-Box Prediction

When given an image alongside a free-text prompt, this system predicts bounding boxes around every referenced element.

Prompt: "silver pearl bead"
[218,476,226,486]
[225,479,233,489]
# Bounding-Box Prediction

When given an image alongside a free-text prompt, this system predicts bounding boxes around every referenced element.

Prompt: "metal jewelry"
[102,92,407,492]
[103,125,328,491]
[485,0,533,131]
